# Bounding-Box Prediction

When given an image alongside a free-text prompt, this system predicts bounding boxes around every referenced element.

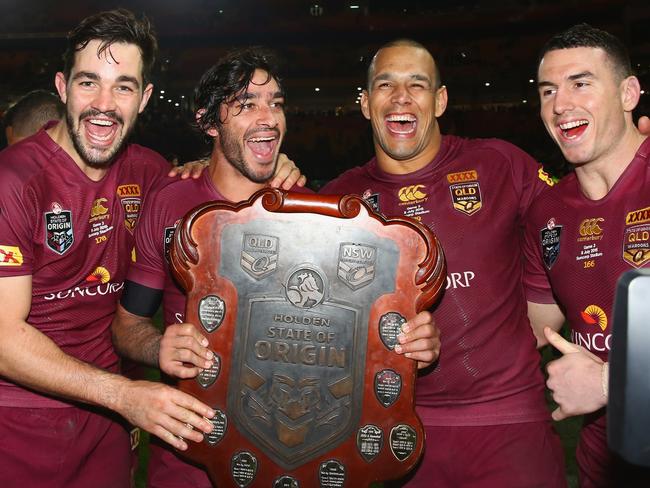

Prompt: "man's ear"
[360,90,371,121]
[138,83,154,113]
[434,85,448,118]
[196,109,219,138]
[621,76,641,112]
[54,72,68,104]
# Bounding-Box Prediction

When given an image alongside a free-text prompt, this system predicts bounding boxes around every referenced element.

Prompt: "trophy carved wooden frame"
[170,189,446,487]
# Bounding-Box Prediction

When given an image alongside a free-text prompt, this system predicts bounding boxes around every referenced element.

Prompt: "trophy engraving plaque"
[198,295,225,332]
[357,424,383,462]
[273,475,300,488]
[170,189,446,486]
[389,425,417,462]
[205,409,227,445]
[197,352,221,388]
[379,312,406,350]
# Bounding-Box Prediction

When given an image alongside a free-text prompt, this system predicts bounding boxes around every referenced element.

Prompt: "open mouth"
[246,134,279,159]
[558,119,588,140]
[83,117,120,147]
[385,113,417,136]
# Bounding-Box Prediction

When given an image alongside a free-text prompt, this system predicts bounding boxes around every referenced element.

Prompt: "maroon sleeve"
[0,155,38,276]
[522,200,557,304]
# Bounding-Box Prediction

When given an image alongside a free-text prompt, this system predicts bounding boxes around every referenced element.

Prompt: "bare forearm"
[112,305,161,367]
[0,319,130,410]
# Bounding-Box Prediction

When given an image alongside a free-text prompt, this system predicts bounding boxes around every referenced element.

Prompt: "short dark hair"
[4,90,64,137]
[539,23,632,81]
[368,39,442,90]
[63,8,158,86]
[194,47,283,134]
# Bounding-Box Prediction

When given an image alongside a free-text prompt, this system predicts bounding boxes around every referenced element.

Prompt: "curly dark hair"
[539,23,632,81]
[194,47,283,134]
[63,8,158,86]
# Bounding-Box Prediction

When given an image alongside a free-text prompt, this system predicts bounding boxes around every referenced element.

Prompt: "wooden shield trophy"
[169,189,446,487]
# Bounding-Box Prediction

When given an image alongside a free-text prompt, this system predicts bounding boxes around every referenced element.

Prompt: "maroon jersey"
[321,135,554,426]
[523,136,650,484]
[0,124,169,407]
[524,137,650,360]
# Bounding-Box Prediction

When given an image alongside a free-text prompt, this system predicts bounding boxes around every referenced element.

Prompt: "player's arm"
[113,280,213,378]
[394,310,441,369]
[168,153,306,188]
[0,275,215,450]
[527,300,565,348]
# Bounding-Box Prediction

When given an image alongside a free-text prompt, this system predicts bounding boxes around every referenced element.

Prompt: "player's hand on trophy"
[394,310,441,369]
[159,323,214,379]
[117,380,215,451]
[168,159,209,179]
[269,153,307,189]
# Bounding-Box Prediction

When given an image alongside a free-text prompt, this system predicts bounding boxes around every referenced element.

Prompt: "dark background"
[1,0,649,184]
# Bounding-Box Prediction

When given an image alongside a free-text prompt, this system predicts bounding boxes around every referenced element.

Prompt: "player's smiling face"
[217,69,286,183]
[361,45,447,173]
[55,39,152,169]
[537,47,628,167]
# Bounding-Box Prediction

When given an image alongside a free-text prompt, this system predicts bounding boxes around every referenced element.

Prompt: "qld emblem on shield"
[170,189,446,487]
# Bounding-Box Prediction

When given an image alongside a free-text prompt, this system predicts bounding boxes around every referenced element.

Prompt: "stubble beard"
[66,109,129,169]
[219,129,279,184]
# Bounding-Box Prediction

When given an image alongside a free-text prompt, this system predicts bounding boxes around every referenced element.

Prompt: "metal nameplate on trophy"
[170,189,446,487]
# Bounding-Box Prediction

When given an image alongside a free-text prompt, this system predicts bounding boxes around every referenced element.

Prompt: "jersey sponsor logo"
[116,184,141,233]
[540,218,562,269]
[398,185,427,202]
[90,198,109,218]
[163,221,180,263]
[625,206,650,225]
[537,167,555,187]
[0,245,23,266]
[577,217,604,242]
[43,265,123,300]
[445,270,476,290]
[571,329,612,353]
[88,197,113,242]
[623,223,650,268]
[241,234,278,279]
[446,170,478,183]
[86,266,111,284]
[44,203,74,255]
[580,304,608,331]
[449,181,482,215]
[337,242,376,290]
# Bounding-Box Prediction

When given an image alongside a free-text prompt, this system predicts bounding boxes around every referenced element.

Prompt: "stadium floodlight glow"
[315,87,320,92]
[484,82,490,87]
[350,4,360,8]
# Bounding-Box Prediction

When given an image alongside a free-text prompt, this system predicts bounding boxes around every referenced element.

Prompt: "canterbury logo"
[90,198,109,218]
[626,206,650,225]
[398,185,427,202]
[446,170,477,183]
[579,218,604,237]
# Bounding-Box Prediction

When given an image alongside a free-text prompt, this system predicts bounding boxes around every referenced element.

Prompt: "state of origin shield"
[169,189,446,487]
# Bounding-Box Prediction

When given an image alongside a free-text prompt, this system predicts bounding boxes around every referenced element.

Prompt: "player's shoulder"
[461,136,535,163]
[320,161,372,194]
[0,134,52,190]
[120,143,170,172]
